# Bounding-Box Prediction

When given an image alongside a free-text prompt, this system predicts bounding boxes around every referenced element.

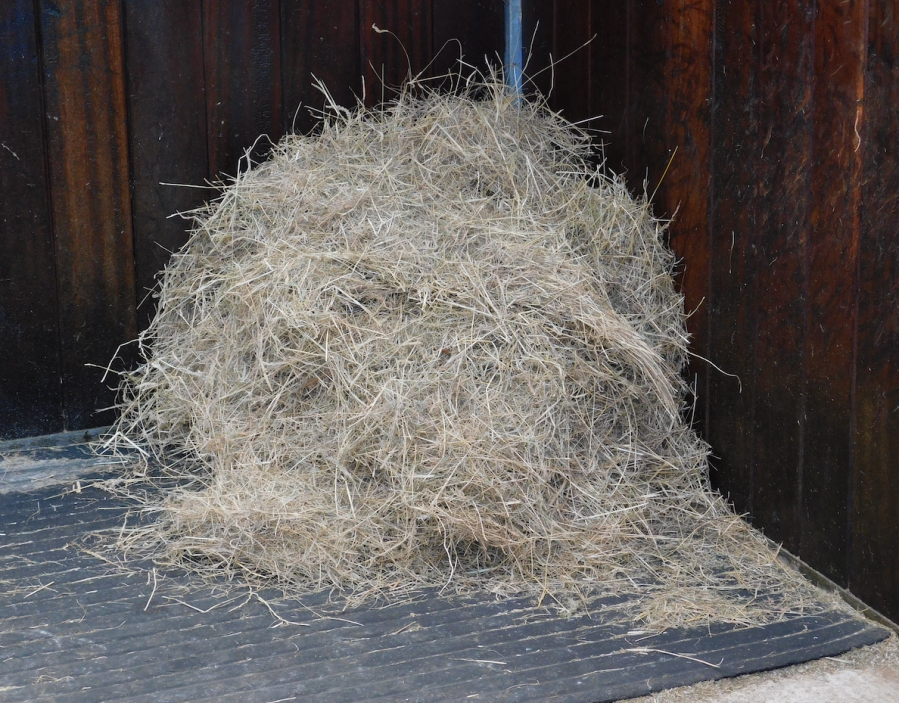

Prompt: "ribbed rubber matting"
[0,478,888,703]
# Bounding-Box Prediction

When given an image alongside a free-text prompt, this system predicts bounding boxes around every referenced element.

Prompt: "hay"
[100,77,815,626]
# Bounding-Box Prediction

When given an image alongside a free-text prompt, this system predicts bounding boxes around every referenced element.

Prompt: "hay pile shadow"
[100,77,817,626]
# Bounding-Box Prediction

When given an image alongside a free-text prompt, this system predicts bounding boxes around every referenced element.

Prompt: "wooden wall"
[0,0,503,438]
[521,0,898,622]
[1,1,897,622]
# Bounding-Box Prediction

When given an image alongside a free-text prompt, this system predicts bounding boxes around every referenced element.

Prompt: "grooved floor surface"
[0,444,889,702]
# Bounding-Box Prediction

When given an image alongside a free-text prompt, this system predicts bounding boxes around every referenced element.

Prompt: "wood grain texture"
[552,0,593,123]
[664,0,714,438]
[431,0,504,82]
[590,0,629,174]
[751,0,815,552]
[204,0,283,178]
[281,0,360,135]
[852,0,899,623]
[802,0,866,586]
[39,0,136,431]
[628,0,670,198]
[123,1,210,330]
[521,0,554,96]
[360,0,433,106]
[707,0,760,514]
[0,1,63,438]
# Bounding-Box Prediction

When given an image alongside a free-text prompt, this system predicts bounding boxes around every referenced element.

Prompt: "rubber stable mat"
[0,480,889,703]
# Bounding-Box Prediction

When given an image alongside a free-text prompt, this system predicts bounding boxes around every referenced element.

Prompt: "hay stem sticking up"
[99,73,817,627]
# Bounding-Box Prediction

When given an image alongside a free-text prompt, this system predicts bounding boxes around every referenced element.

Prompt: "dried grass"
[98,75,818,627]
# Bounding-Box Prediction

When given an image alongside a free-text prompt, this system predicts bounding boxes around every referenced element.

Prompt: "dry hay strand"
[99,76,818,627]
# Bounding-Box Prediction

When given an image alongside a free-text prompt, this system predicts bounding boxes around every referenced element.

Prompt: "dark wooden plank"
[551,0,593,123]
[664,0,714,439]
[801,0,866,587]
[431,0,504,83]
[751,0,815,552]
[627,0,670,197]
[0,1,63,439]
[706,0,760,514]
[203,0,282,178]
[852,0,899,624]
[359,0,433,106]
[122,1,210,331]
[38,0,137,432]
[590,0,629,174]
[521,0,554,96]
[281,0,361,136]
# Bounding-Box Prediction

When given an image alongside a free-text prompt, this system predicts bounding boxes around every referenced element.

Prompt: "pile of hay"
[101,79,812,624]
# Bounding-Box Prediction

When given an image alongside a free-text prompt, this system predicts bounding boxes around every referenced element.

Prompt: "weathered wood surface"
[664,0,714,437]
[521,0,554,96]
[853,0,899,623]
[281,0,361,135]
[204,0,283,178]
[751,0,815,554]
[627,0,671,198]
[707,0,760,516]
[589,0,628,173]
[38,0,137,431]
[803,0,866,585]
[123,0,209,329]
[0,1,62,437]
[432,0,504,83]
[552,0,593,124]
[360,0,433,104]
[534,0,899,622]
[0,479,887,703]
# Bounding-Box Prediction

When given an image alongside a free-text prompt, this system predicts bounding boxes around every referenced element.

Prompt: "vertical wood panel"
[853,0,899,623]
[590,0,629,174]
[707,0,760,514]
[552,0,592,123]
[665,0,714,437]
[802,0,866,586]
[521,0,554,95]
[204,0,283,178]
[0,1,62,438]
[123,1,209,330]
[751,0,815,552]
[432,0,504,82]
[628,0,669,197]
[39,0,136,431]
[360,0,433,105]
[281,0,361,135]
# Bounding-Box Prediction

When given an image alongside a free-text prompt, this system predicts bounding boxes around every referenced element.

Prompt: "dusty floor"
[622,631,899,702]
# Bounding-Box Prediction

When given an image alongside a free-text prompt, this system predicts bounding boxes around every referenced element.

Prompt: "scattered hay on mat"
[98,76,818,627]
